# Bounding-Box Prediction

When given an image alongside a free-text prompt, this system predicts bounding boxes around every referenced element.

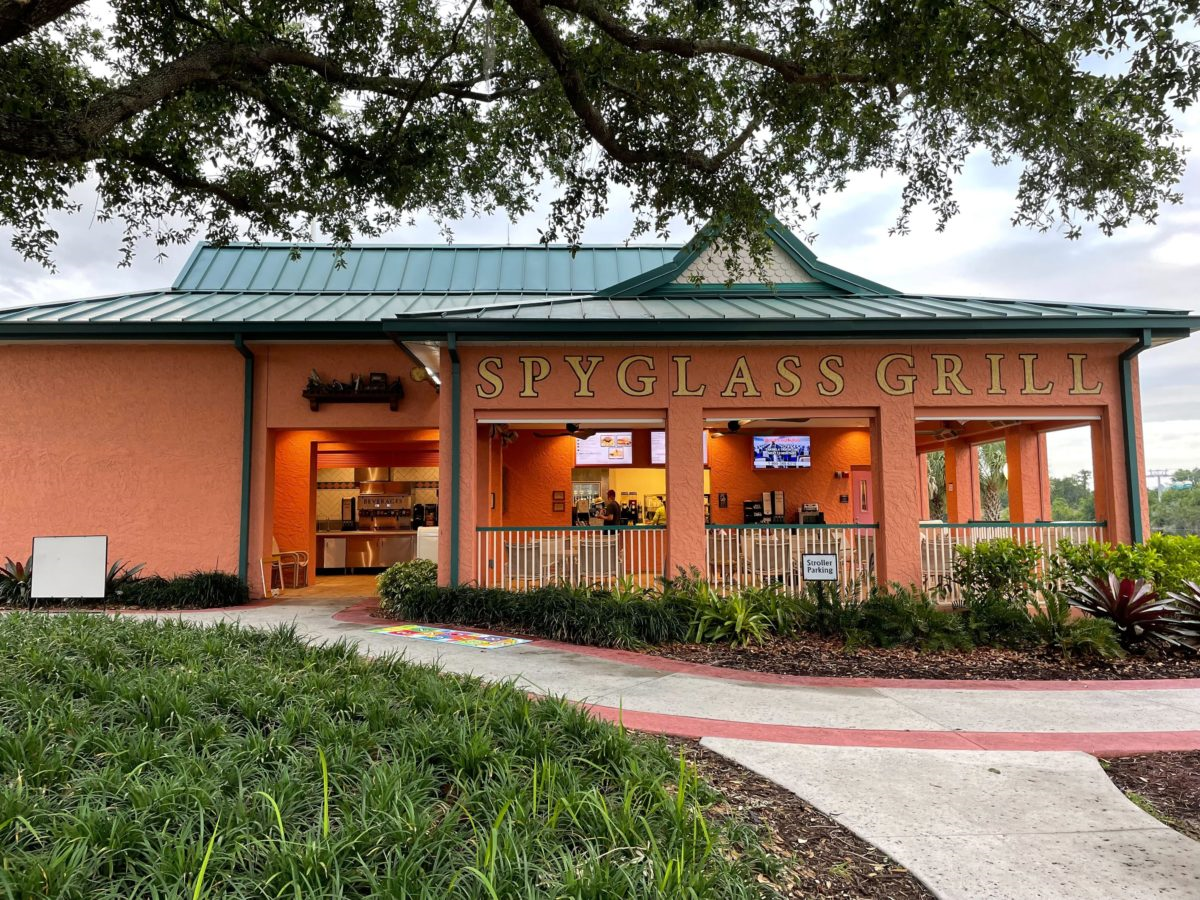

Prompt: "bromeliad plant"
[1069,574,1196,650]
[0,556,33,608]
[1165,581,1200,651]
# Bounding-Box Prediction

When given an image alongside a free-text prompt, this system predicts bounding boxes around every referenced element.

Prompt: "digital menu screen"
[752,435,811,469]
[575,431,633,466]
[650,431,708,465]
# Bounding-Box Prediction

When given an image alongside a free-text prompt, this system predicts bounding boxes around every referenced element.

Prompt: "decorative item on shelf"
[302,370,404,411]
[489,423,519,446]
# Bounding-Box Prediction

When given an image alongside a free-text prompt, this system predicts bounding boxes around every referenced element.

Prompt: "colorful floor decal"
[370,623,530,649]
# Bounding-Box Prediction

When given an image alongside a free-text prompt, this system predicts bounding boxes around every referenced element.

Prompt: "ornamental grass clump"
[0,614,773,898]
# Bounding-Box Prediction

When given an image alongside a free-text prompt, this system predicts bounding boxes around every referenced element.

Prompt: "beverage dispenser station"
[317,467,434,573]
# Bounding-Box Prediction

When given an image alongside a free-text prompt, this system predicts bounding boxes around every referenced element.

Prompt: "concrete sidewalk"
[703,741,1200,900]
[136,596,1200,754]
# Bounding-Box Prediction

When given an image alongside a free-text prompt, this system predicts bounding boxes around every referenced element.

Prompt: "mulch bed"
[671,738,931,898]
[1102,752,1200,842]
[646,633,1200,681]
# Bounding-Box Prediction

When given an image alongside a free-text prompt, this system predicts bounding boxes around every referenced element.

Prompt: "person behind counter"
[601,489,622,528]
[648,496,667,526]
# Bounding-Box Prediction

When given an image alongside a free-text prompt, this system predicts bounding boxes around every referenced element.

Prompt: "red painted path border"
[583,704,1200,756]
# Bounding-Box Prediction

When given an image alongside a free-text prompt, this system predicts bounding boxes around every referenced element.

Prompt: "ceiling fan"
[916,420,963,441]
[533,422,598,440]
[711,417,811,435]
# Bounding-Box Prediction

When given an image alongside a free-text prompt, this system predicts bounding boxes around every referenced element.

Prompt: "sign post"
[801,552,839,614]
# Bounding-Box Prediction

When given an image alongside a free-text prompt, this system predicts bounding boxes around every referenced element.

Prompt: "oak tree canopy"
[1,0,1198,264]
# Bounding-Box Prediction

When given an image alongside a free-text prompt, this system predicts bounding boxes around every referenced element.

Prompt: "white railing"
[705,525,878,595]
[475,526,666,590]
[920,521,1107,602]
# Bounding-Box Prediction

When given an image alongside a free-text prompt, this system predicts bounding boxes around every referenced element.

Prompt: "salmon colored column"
[871,403,924,585]
[943,441,977,523]
[666,402,706,578]
[1006,428,1049,523]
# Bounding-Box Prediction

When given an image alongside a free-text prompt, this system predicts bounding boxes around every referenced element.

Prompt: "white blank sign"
[802,553,839,582]
[31,536,108,599]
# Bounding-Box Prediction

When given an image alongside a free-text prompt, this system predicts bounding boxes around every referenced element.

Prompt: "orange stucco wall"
[0,344,243,575]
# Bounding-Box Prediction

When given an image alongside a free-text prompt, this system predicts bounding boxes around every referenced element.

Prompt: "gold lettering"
[774,355,803,398]
[564,355,602,398]
[720,355,762,398]
[519,356,551,398]
[985,353,1005,395]
[817,355,845,397]
[672,355,706,397]
[932,353,973,396]
[1068,353,1103,395]
[876,353,916,396]
[1020,353,1053,395]
[617,355,656,396]
[476,357,503,399]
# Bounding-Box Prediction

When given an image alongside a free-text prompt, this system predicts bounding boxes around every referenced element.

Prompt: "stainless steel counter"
[317,531,416,569]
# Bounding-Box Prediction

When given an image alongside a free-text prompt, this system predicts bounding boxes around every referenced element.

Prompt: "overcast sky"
[1,124,1197,481]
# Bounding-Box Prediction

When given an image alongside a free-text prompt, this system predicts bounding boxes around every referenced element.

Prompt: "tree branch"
[0,0,87,47]
[543,0,876,87]
[0,39,535,163]
[502,0,761,174]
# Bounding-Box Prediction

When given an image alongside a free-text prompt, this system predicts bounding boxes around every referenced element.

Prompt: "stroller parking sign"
[802,553,839,582]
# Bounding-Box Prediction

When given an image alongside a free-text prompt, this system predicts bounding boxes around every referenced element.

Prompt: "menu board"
[575,431,633,466]
[650,430,708,465]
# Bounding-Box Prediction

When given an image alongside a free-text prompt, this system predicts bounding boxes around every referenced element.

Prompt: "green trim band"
[233,336,254,587]
[1119,330,1151,543]
[448,334,461,585]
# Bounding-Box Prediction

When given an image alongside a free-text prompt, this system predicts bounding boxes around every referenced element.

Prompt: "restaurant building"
[2,222,1197,597]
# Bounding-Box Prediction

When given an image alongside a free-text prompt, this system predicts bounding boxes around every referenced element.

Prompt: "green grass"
[0,614,774,898]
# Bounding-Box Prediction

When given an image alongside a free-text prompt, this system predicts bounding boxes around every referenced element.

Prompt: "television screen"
[752,435,811,469]
[575,431,633,466]
[650,430,708,465]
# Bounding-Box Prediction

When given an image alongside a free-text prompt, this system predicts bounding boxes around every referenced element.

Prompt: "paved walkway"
[704,741,1200,900]
[130,593,1200,899]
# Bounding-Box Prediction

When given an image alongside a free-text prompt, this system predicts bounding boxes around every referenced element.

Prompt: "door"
[851,470,874,524]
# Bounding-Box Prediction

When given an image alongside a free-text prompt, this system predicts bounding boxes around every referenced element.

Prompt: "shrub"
[1029,591,1123,659]
[688,589,773,647]
[1068,574,1191,650]
[952,538,1042,606]
[376,559,438,615]
[804,581,863,638]
[120,570,249,609]
[382,580,693,649]
[1054,534,1200,595]
[854,584,971,651]
[962,595,1037,648]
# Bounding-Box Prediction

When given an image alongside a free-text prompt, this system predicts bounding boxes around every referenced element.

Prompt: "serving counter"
[317,531,416,571]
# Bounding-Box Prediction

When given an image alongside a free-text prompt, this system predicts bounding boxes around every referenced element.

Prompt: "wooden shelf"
[302,388,403,412]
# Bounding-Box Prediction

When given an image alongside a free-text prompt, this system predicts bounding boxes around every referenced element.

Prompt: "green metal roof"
[0,227,1197,341]
[173,243,679,294]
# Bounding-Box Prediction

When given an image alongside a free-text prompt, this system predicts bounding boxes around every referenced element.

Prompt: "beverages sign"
[802,553,839,582]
